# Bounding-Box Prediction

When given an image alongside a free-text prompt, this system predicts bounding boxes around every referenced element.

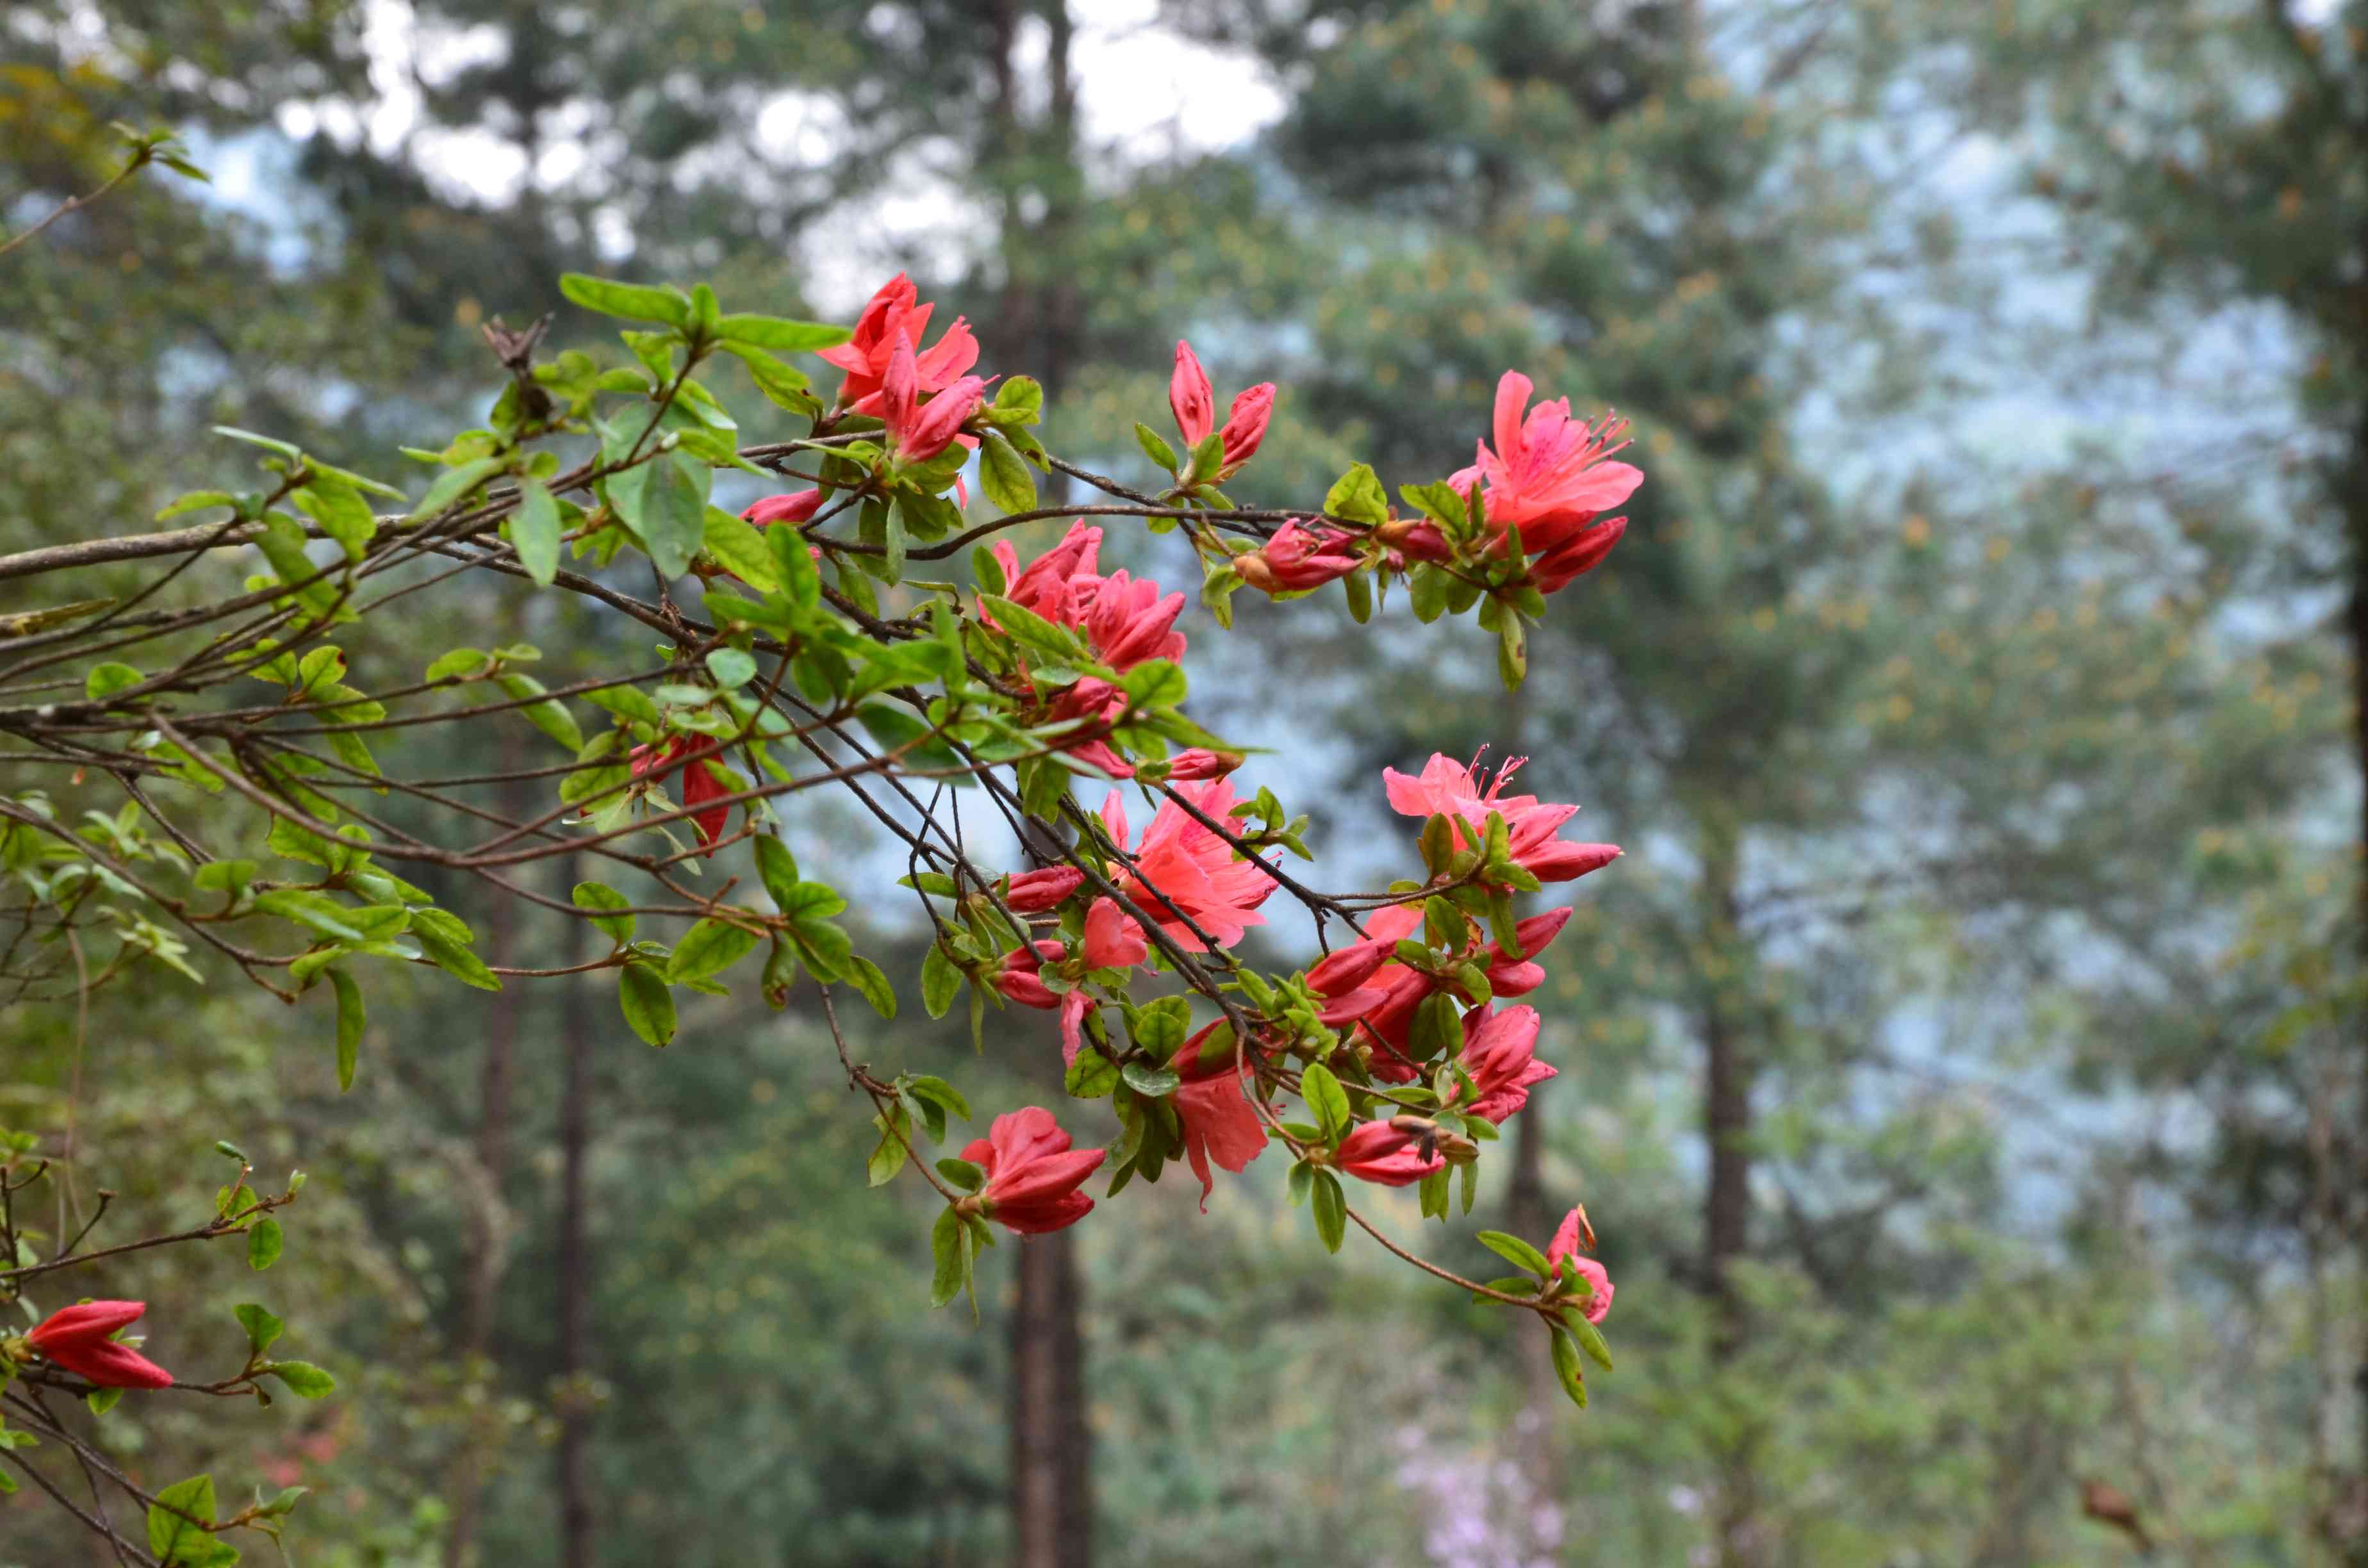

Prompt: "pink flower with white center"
[1099,781,1275,952]
[818,273,980,415]
[1383,752,1619,888]
[1449,1004,1555,1123]
[1451,370,1643,555]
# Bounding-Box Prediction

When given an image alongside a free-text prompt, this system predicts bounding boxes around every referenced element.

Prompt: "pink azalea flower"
[1162,749,1242,781]
[1170,340,1276,480]
[1318,903,1574,1081]
[878,334,985,465]
[1448,1004,1556,1123]
[25,1301,173,1389]
[1169,1020,1267,1209]
[1083,895,1149,970]
[1099,781,1276,952]
[1078,569,1188,671]
[1533,514,1627,594]
[990,520,1103,628]
[1450,370,1643,554]
[1546,1207,1614,1324]
[998,899,1147,1062]
[819,273,980,415]
[1002,866,1084,913]
[960,1107,1105,1234]
[742,491,825,529]
[1237,519,1362,594]
[1333,1122,1445,1187]
[1383,752,1620,888]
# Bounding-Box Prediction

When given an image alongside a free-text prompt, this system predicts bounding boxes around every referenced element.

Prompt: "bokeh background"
[6,1,2367,1564]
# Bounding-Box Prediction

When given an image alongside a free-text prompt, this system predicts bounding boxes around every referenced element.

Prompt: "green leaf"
[867,1108,910,1187]
[611,451,710,579]
[1119,658,1187,711]
[1064,1048,1121,1099]
[1323,462,1390,527]
[1120,1061,1180,1098]
[1133,422,1180,472]
[247,1216,283,1270]
[769,517,822,609]
[510,477,563,585]
[1564,1309,1613,1371]
[571,883,636,942]
[844,955,898,1018]
[1549,1326,1590,1409]
[85,662,143,702]
[495,673,584,751]
[978,430,1037,513]
[328,968,363,1091]
[425,646,493,683]
[261,1360,336,1399]
[921,942,964,1020]
[618,964,676,1046]
[234,1302,284,1355]
[1186,430,1225,484]
[704,647,758,690]
[252,890,363,942]
[581,682,661,726]
[1299,1061,1351,1144]
[415,924,502,992]
[408,456,504,522]
[292,472,378,562]
[746,836,796,907]
[86,1384,124,1416]
[928,1205,969,1308]
[935,1157,985,1193]
[1476,1229,1550,1276]
[1311,1169,1347,1254]
[560,272,693,326]
[713,313,853,352]
[149,1474,236,1565]
[701,506,779,592]
[667,917,760,983]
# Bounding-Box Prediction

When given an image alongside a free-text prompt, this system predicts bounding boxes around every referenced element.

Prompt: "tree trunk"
[2342,397,2368,1568]
[996,8,1094,1565]
[1698,816,1762,1568]
[444,764,526,1568]
[1010,1230,1092,1568]
[555,860,596,1568]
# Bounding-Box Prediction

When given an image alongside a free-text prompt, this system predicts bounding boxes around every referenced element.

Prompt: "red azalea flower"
[629,736,731,853]
[961,1107,1105,1234]
[25,1301,174,1389]
[1333,1122,1445,1188]
[1547,1207,1614,1324]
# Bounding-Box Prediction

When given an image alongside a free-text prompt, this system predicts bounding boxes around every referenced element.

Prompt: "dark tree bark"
[1697,817,1763,1568]
[445,764,526,1568]
[992,8,1094,1564]
[555,858,596,1568]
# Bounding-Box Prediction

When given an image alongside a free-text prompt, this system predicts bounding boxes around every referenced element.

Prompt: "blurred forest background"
[6,0,2368,1564]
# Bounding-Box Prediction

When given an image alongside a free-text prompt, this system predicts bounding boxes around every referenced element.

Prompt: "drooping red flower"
[1170,340,1276,480]
[1451,370,1642,555]
[818,273,980,415]
[960,1107,1105,1234]
[1099,781,1276,952]
[742,490,826,530]
[1332,1122,1445,1188]
[1383,752,1619,888]
[24,1301,174,1389]
[1237,519,1362,595]
[629,736,731,853]
[1533,514,1627,595]
[1003,866,1085,914]
[1449,1003,1555,1124]
[1167,1020,1268,1209]
[1546,1207,1614,1324]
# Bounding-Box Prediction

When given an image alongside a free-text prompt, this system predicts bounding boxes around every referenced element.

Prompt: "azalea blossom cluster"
[4,245,1648,1556]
